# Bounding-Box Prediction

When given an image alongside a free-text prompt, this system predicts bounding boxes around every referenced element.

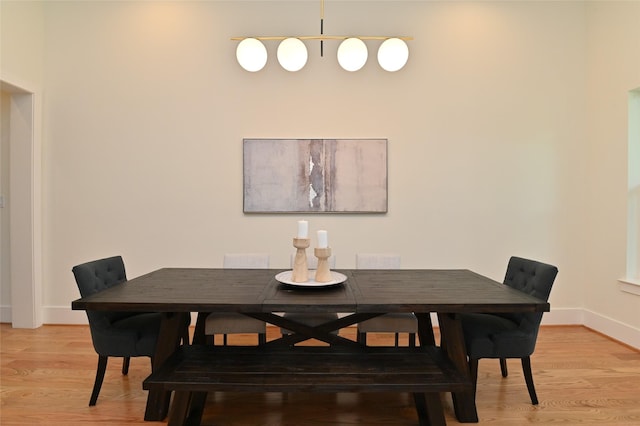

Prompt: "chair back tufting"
[73,255,127,297]
[504,256,558,302]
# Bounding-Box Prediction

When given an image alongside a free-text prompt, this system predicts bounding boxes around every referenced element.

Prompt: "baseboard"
[45,306,88,325]
[541,307,584,325]
[541,308,639,348]
[7,305,636,350]
[581,309,640,349]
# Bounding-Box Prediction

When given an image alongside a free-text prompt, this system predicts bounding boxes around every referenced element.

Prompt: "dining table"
[71,267,550,426]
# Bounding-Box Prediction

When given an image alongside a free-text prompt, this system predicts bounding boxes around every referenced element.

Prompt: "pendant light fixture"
[233,0,411,73]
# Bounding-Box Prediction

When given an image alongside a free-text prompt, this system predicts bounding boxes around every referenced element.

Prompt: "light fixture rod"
[320,22,324,56]
[231,35,413,41]
[320,0,324,56]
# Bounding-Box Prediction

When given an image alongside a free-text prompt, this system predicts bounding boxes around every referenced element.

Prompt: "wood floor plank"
[1,324,639,425]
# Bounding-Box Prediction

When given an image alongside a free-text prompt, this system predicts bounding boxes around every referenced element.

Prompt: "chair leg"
[205,335,214,345]
[357,332,367,345]
[408,333,416,347]
[500,358,508,377]
[182,327,190,346]
[258,333,266,345]
[223,334,228,346]
[394,333,400,347]
[521,356,539,405]
[122,357,130,375]
[468,358,479,399]
[89,355,108,406]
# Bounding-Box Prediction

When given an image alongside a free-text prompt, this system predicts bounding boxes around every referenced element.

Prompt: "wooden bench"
[143,345,472,426]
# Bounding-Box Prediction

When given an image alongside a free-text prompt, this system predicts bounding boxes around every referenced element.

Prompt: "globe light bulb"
[236,38,268,72]
[337,38,368,72]
[377,38,409,72]
[277,38,308,72]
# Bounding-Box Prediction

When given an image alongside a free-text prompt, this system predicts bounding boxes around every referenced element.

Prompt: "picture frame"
[243,138,388,213]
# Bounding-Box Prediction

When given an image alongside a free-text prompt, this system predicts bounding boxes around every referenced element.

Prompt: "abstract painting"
[243,139,388,213]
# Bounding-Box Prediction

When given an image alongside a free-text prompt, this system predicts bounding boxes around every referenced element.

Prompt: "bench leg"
[413,392,446,426]
[168,391,191,426]
[186,392,208,425]
[168,391,207,426]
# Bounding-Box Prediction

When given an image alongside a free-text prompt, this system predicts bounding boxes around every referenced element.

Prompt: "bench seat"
[143,345,471,426]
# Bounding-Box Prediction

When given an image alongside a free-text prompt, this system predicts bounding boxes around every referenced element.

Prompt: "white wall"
[1,1,638,345]
[0,1,44,85]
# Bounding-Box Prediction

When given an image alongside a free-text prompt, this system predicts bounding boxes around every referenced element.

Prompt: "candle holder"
[291,237,310,282]
[314,247,332,283]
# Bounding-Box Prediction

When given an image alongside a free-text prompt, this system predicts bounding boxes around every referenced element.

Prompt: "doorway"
[0,79,42,328]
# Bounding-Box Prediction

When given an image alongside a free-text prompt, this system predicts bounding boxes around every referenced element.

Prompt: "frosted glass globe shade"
[236,38,267,72]
[337,38,368,72]
[277,38,308,72]
[377,38,409,72]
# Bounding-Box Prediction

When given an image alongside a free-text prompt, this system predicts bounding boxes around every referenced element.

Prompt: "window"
[621,87,640,295]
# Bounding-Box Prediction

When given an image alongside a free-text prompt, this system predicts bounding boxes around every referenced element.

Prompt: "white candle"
[317,230,328,248]
[297,220,308,238]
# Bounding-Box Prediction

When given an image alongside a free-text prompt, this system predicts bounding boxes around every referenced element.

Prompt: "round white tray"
[275,270,347,288]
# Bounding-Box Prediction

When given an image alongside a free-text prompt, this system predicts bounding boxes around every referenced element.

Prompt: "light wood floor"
[1,324,639,425]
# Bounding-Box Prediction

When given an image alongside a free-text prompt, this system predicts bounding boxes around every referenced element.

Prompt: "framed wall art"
[243,138,388,213]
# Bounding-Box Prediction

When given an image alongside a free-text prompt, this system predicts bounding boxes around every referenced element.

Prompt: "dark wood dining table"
[71,267,550,425]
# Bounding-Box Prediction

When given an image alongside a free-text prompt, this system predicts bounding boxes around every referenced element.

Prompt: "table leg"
[192,312,208,345]
[415,313,435,346]
[161,313,209,424]
[144,312,190,421]
[437,313,478,423]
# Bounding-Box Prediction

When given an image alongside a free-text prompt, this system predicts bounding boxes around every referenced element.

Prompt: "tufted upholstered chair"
[204,253,269,345]
[355,253,418,346]
[460,256,558,404]
[72,256,165,406]
[280,254,339,337]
